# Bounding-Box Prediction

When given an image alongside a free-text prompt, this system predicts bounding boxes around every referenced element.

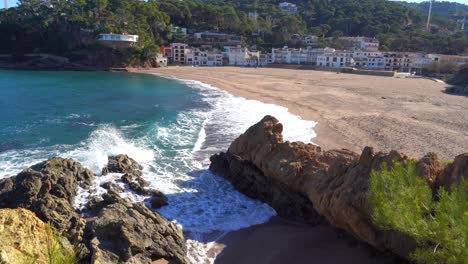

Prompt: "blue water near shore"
[0,69,317,262]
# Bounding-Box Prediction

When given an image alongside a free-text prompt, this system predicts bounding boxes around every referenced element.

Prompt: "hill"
[399,1,468,19]
[0,0,466,68]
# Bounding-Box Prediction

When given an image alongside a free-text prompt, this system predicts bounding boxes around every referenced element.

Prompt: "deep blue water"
[0,70,202,151]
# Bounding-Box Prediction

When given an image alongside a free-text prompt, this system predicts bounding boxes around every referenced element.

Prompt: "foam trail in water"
[151,73,318,263]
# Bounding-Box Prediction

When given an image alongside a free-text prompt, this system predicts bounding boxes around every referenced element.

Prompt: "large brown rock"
[0,208,55,264]
[102,154,143,176]
[88,191,189,264]
[210,115,468,259]
[0,157,93,248]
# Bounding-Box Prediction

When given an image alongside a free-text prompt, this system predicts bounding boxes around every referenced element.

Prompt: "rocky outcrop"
[210,115,468,259]
[88,190,189,264]
[0,157,93,253]
[102,154,168,209]
[0,156,187,263]
[0,208,61,264]
[102,154,143,175]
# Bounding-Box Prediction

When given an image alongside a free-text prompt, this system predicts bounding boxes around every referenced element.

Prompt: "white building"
[279,2,298,14]
[185,47,223,66]
[224,46,260,66]
[339,37,379,51]
[271,46,292,64]
[171,26,187,35]
[155,53,168,67]
[271,47,337,65]
[98,33,138,43]
[366,56,385,69]
[97,33,138,48]
[317,50,354,68]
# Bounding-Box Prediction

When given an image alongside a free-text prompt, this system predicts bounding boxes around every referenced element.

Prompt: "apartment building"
[170,43,188,64]
[339,37,380,51]
[185,47,223,66]
[317,50,354,68]
[225,46,260,66]
[383,52,411,72]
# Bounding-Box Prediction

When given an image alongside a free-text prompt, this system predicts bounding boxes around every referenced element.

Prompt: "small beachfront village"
[107,28,468,75]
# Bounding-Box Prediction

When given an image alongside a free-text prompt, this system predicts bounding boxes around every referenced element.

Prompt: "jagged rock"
[0,157,93,249]
[121,173,150,188]
[437,153,468,190]
[102,154,143,176]
[121,173,168,209]
[415,152,441,186]
[149,192,169,209]
[210,115,468,259]
[100,181,125,193]
[101,155,168,209]
[210,152,323,224]
[87,190,131,215]
[0,208,52,264]
[89,191,189,264]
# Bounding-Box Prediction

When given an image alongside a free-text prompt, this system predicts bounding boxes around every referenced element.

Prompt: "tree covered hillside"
[0,0,466,67]
[400,1,468,19]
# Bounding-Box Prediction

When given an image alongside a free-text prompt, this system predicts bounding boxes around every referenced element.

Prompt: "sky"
[401,0,468,3]
[3,0,468,8]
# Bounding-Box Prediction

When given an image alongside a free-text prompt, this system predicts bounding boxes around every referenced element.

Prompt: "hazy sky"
[401,0,468,3]
[4,0,468,8]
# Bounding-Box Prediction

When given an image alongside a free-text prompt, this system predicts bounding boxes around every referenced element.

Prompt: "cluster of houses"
[157,35,468,74]
[96,32,468,73]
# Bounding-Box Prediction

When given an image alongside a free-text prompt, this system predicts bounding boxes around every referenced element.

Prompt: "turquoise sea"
[0,70,316,262]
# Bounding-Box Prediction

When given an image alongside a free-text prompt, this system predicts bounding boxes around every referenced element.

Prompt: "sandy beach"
[132,66,467,263]
[134,66,468,160]
[213,217,399,264]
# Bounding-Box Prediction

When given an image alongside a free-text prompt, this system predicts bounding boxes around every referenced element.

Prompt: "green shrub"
[45,223,77,264]
[368,160,468,264]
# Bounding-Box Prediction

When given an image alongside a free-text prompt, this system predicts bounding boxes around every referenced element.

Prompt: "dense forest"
[400,1,468,19]
[0,0,467,67]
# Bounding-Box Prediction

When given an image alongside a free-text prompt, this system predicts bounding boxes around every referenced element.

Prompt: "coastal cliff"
[0,156,189,264]
[210,115,468,259]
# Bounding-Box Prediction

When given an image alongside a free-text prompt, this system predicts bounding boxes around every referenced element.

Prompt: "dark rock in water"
[121,173,150,188]
[89,191,189,264]
[101,155,169,209]
[0,157,94,257]
[209,115,468,259]
[149,192,169,209]
[120,172,168,209]
[102,154,143,175]
[99,181,125,194]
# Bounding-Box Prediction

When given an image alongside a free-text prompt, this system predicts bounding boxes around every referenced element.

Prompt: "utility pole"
[426,0,433,31]
[4,0,7,9]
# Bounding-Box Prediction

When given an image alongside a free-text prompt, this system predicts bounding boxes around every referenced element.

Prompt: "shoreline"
[130,66,468,160]
[210,216,401,264]
[133,67,412,263]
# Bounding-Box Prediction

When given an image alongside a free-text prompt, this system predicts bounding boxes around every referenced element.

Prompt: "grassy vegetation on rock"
[369,161,468,264]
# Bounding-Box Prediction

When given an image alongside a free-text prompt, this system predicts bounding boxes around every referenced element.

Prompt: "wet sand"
[134,66,468,160]
[212,217,399,264]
